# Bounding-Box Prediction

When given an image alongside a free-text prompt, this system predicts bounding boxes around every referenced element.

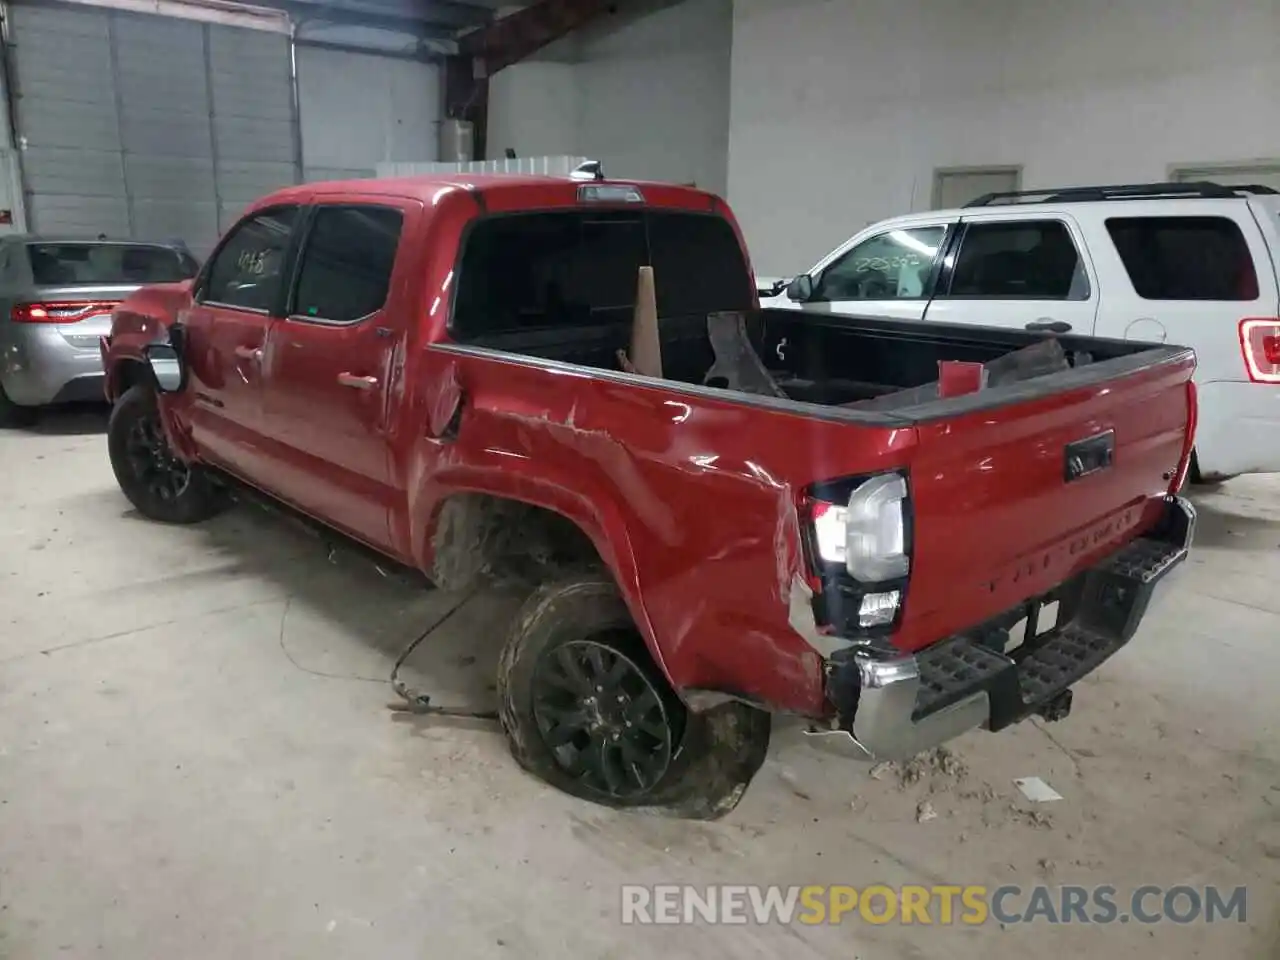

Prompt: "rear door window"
[1105,216,1259,300]
[27,243,194,286]
[944,220,1090,300]
[290,205,404,324]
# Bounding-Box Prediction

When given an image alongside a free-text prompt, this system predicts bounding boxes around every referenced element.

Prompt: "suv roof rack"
[963,180,1280,207]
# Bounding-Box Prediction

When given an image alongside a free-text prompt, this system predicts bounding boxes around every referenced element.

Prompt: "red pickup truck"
[101,172,1196,818]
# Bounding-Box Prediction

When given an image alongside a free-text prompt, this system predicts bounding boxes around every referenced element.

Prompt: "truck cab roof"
[262,173,723,212]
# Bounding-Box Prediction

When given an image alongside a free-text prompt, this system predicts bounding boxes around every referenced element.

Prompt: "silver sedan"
[0,236,198,425]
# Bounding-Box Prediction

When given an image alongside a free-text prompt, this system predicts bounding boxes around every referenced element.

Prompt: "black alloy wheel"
[123,406,192,505]
[531,635,677,799]
[498,572,772,819]
[107,384,227,524]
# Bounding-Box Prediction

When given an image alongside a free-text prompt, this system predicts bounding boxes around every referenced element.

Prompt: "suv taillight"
[1239,317,1280,383]
[803,471,911,632]
[11,301,119,324]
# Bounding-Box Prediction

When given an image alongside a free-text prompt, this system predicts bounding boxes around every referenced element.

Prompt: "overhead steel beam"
[456,0,612,73]
[444,0,615,161]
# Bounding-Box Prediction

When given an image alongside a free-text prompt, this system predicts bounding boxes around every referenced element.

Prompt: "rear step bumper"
[810,496,1196,761]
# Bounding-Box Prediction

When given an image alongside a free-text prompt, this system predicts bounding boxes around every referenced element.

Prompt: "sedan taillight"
[11,301,120,324]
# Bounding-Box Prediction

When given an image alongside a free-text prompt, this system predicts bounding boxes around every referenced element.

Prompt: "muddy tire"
[0,383,38,428]
[498,572,771,819]
[108,384,226,524]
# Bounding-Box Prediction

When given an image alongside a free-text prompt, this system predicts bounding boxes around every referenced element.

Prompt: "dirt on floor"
[0,408,1278,959]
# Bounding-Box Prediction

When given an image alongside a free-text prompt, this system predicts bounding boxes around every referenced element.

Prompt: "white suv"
[768,181,1280,482]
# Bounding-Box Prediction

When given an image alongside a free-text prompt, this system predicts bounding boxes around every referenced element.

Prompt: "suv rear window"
[1105,216,1258,300]
[451,210,752,338]
[27,243,194,286]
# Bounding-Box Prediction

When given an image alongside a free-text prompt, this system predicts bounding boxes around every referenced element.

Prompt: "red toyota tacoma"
[100,170,1196,818]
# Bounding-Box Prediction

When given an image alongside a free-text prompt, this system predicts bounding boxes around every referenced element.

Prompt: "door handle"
[234,345,263,361]
[337,372,378,390]
[1026,319,1072,333]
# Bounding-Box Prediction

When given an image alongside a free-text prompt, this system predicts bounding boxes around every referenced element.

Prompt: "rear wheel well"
[430,493,606,592]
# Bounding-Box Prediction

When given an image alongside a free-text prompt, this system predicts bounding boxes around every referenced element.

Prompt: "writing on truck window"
[202,207,299,311]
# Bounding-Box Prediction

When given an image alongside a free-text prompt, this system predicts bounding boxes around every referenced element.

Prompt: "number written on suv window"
[291,205,405,324]
[1105,216,1259,301]
[945,220,1090,300]
[813,226,947,301]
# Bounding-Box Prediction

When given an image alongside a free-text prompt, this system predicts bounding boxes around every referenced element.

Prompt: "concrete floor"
[1,408,1279,959]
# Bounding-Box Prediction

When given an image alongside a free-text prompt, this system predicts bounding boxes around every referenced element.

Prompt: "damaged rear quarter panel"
[410,347,917,716]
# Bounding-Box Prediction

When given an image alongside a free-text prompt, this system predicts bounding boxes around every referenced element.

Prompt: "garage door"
[8,1,299,255]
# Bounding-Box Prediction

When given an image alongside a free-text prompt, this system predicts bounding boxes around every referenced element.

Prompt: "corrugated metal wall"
[8,1,299,254]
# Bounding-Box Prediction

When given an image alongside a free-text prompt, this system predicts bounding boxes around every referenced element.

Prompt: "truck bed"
[454,307,1190,423]
[444,306,1194,660]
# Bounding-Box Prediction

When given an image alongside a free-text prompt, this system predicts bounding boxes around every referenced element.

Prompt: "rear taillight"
[804,472,911,631]
[11,301,119,324]
[1239,317,1280,383]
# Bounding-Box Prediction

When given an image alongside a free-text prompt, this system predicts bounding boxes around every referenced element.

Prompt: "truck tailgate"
[893,349,1195,654]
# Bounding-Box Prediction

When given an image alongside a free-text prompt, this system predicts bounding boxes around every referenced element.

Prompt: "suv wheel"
[498,572,771,819]
[107,384,226,524]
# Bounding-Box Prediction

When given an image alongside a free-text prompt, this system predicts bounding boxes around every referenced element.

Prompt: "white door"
[786,223,952,322]
[921,214,1100,334]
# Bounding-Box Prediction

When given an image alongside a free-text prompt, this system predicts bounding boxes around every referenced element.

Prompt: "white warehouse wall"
[297,45,441,181]
[488,62,580,161]
[729,0,1280,276]
[487,0,732,194]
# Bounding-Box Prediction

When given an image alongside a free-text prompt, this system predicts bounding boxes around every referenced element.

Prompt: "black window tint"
[452,210,752,339]
[814,226,946,301]
[647,212,753,316]
[27,243,189,286]
[1105,216,1258,301]
[292,205,404,323]
[202,207,299,311]
[947,220,1088,300]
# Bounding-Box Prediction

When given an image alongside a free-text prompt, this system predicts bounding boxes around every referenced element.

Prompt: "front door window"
[812,226,947,302]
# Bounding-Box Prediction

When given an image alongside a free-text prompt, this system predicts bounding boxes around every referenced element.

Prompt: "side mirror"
[144,343,184,394]
[786,274,814,302]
